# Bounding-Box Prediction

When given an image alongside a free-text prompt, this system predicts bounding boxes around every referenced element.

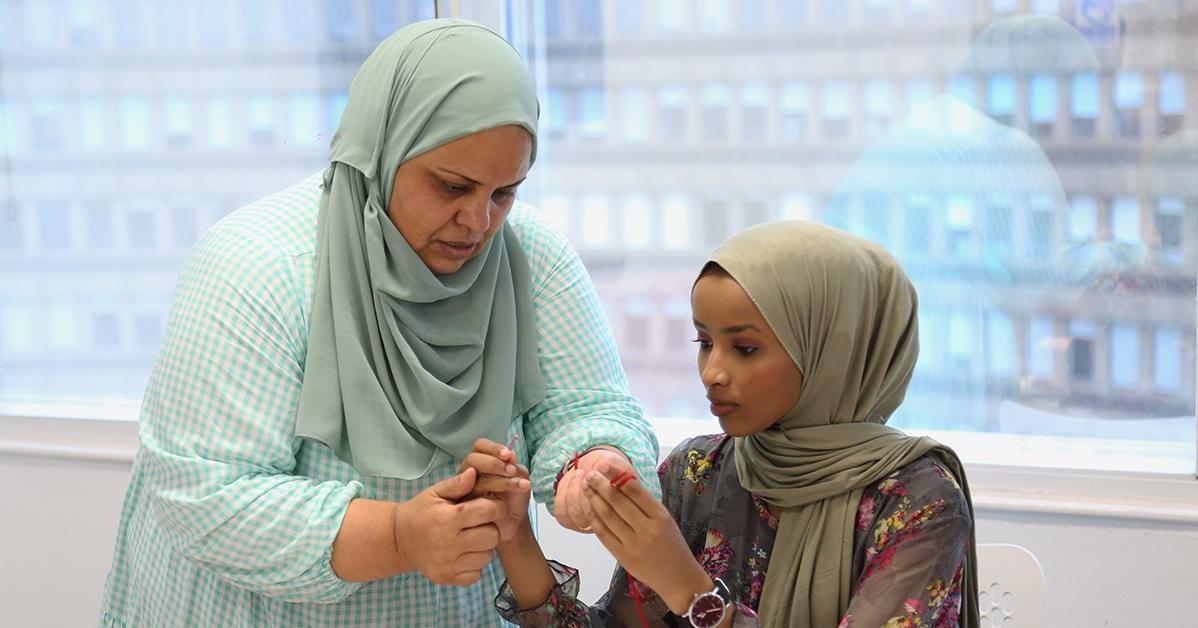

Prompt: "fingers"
[454,495,510,528]
[457,522,502,553]
[431,467,477,501]
[459,451,517,478]
[471,437,516,465]
[585,482,634,545]
[568,468,595,526]
[471,474,530,496]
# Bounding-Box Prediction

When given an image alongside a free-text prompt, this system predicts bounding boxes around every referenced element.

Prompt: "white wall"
[2,448,1196,628]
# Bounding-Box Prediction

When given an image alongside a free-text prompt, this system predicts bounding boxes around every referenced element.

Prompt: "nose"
[456,194,493,234]
[700,352,729,388]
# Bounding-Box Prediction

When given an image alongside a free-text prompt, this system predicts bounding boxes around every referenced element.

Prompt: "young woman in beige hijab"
[477,220,979,628]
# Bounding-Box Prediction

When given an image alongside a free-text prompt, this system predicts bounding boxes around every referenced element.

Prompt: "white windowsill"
[3,412,1196,525]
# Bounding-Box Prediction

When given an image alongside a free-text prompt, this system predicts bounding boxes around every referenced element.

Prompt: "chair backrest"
[976,543,1047,628]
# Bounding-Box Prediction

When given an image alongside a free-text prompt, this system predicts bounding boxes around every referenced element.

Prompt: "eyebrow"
[693,320,762,334]
[436,167,526,189]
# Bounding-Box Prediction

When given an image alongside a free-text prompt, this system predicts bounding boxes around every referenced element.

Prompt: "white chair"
[976,543,1047,628]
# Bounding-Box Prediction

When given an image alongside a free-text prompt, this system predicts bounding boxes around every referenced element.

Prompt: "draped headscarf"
[294,19,546,479]
[703,221,979,628]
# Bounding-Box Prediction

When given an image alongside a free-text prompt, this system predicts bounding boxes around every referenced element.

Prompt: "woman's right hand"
[458,437,532,542]
[392,467,510,586]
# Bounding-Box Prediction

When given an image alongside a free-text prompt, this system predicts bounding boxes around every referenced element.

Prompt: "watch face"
[687,592,726,628]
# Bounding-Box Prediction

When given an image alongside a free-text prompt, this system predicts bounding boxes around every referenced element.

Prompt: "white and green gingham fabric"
[100,173,660,627]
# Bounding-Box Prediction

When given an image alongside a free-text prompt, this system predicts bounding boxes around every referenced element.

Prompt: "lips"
[438,240,478,259]
[707,395,738,417]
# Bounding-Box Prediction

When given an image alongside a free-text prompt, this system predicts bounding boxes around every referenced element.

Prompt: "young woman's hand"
[584,465,716,616]
[457,437,531,541]
[554,447,636,532]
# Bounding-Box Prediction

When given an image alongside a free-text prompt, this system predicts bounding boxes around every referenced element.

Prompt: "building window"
[1028,316,1055,379]
[326,0,355,43]
[545,88,568,140]
[1159,71,1185,135]
[77,99,108,151]
[819,80,851,139]
[287,93,320,146]
[580,194,612,249]
[741,195,769,229]
[621,193,652,249]
[164,97,193,148]
[991,0,1018,14]
[661,193,690,250]
[1031,0,1060,14]
[47,304,79,352]
[984,196,1014,257]
[739,82,769,142]
[1155,197,1184,266]
[863,79,894,137]
[38,203,72,252]
[622,297,653,349]
[113,0,145,47]
[945,196,975,259]
[133,312,164,349]
[699,83,730,142]
[987,311,1017,377]
[616,0,646,34]
[170,204,199,249]
[578,87,607,140]
[91,311,122,350]
[206,97,236,148]
[904,197,932,256]
[1069,196,1098,244]
[199,0,230,47]
[119,98,153,151]
[739,0,766,29]
[821,0,847,25]
[1069,73,1099,138]
[125,206,157,251]
[242,0,272,45]
[30,99,65,151]
[657,84,688,142]
[1154,326,1182,393]
[284,0,318,44]
[948,310,973,369]
[540,193,570,236]
[1069,318,1095,381]
[1110,323,1140,390]
[1113,71,1143,138]
[85,203,114,251]
[654,0,688,34]
[619,86,651,143]
[780,82,809,141]
[1027,196,1055,260]
[0,304,38,356]
[247,96,275,146]
[1110,196,1140,245]
[988,74,1017,126]
[700,194,730,248]
[1029,74,1057,137]
[696,0,730,33]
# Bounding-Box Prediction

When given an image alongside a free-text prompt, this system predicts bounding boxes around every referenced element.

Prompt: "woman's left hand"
[583,465,715,616]
[457,438,531,542]
[553,447,636,533]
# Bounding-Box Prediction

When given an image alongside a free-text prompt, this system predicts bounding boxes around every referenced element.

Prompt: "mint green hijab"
[295,19,546,479]
[705,221,979,628]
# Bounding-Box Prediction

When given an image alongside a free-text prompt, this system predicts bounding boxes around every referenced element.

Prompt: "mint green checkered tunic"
[100,173,660,627]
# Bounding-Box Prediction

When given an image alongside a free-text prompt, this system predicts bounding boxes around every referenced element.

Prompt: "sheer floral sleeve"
[838,458,972,628]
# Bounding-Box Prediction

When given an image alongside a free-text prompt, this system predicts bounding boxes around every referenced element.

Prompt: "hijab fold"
[294,19,545,479]
[704,222,979,628]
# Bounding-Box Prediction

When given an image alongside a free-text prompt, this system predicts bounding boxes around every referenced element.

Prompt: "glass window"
[1111,197,1141,245]
[820,80,852,138]
[654,0,687,33]
[164,97,192,146]
[1155,326,1182,393]
[991,0,1018,13]
[699,83,730,141]
[739,0,766,29]
[125,205,157,251]
[326,0,355,42]
[1029,74,1057,122]
[38,203,72,252]
[119,98,153,151]
[1114,72,1144,109]
[77,99,108,150]
[657,84,688,141]
[540,193,570,235]
[69,0,101,47]
[198,0,230,47]
[1156,197,1184,266]
[1069,196,1098,242]
[1031,0,1060,13]
[581,195,612,249]
[1070,73,1099,137]
[545,88,568,139]
[661,193,690,250]
[1028,316,1055,378]
[863,79,893,136]
[25,0,58,48]
[616,0,646,34]
[206,97,235,148]
[30,99,65,151]
[112,0,144,47]
[85,203,114,251]
[988,74,1017,119]
[1,305,38,355]
[1160,72,1185,115]
[619,86,651,143]
[740,82,769,142]
[133,312,163,348]
[91,310,121,350]
[621,193,652,249]
[987,311,1017,377]
[780,82,809,140]
[47,304,79,352]
[945,196,975,258]
[287,93,320,146]
[578,88,607,139]
[247,96,275,144]
[1110,323,1140,390]
[242,0,272,45]
[697,0,729,33]
[284,0,318,44]
[1070,318,1095,381]
[576,0,603,36]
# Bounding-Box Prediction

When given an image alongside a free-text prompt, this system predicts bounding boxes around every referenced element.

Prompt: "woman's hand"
[457,438,531,542]
[392,467,509,586]
[554,447,636,533]
[584,465,716,616]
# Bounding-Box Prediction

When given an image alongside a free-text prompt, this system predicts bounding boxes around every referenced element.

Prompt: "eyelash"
[691,339,758,356]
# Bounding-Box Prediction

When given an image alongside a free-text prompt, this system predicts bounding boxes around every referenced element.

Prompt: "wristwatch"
[682,578,732,628]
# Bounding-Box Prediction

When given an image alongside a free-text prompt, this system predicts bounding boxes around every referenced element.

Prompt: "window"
[246,96,275,145]
[198,0,230,47]
[1070,73,1099,138]
[326,0,356,43]
[657,85,688,142]
[287,93,320,146]
[206,97,235,148]
[77,99,108,150]
[85,203,114,251]
[739,0,766,29]
[987,311,1017,377]
[654,0,688,33]
[863,79,894,137]
[1070,318,1095,381]
[1069,196,1098,243]
[113,0,145,47]
[700,194,730,248]
[545,88,568,140]
[739,82,769,142]
[1155,197,1184,266]
[242,0,272,45]
[945,196,975,259]
[1027,196,1056,260]
[622,297,653,350]
[30,99,65,151]
[1028,74,1057,137]
[820,81,852,139]
[1155,327,1182,393]
[616,0,646,34]
[164,97,192,147]
[38,203,72,252]
[1028,316,1056,379]
[1113,72,1143,138]
[580,195,612,249]
[1110,323,1140,390]
[119,98,153,151]
[779,82,809,141]
[661,193,690,250]
[1159,71,1185,134]
[699,83,730,142]
[696,0,729,33]
[991,0,1018,13]
[578,88,607,140]
[1111,197,1141,245]
[619,87,651,143]
[621,194,652,249]
[987,75,1017,126]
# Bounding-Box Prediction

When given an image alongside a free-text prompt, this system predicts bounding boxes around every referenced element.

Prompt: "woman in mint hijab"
[100,19,658,627]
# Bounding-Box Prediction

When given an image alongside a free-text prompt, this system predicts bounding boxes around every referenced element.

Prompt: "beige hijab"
[705,221,979,628]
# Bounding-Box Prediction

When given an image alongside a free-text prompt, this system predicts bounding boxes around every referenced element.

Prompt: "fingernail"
[505,464,516,475]
[500,448,512,459]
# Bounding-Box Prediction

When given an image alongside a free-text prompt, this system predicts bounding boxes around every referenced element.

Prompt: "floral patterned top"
[497,434,972,627]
